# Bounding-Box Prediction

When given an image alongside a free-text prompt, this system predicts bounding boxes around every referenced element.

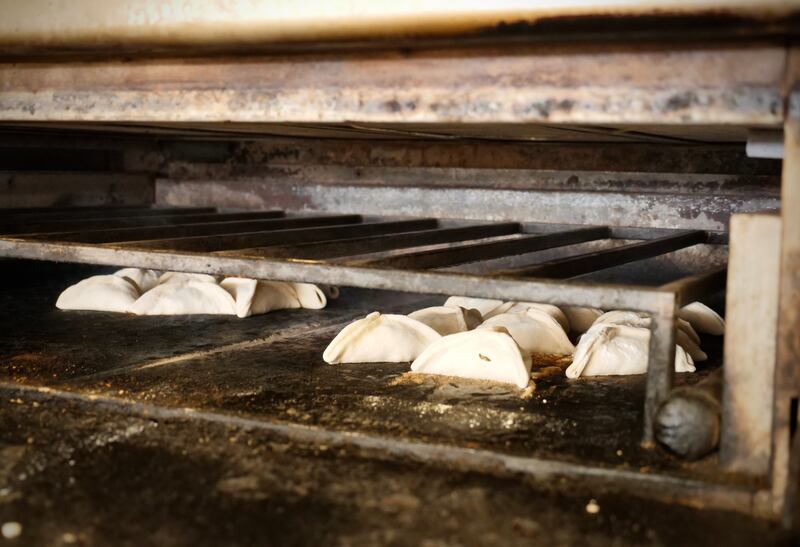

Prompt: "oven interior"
[0,15,798,543]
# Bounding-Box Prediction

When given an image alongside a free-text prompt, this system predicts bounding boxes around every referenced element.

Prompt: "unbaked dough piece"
[411,327,532,388]
[679,302,726,336]
[323,312,441,364]
[443,296,509,318]
[56,275,140,313]
[157,271,219,286]
[128,279,236,315]
[562,306,604,334]
[220,278,327,318]
[503,302,570,332]
[675,330,707,362]
[293,282,328,309]
[408,306,482,336]
[566,323,695,378]
[479,309,575,355]
[594,310,707,362]
[114,268,161,293]
[594,310,650,328]
[672,318,707,361]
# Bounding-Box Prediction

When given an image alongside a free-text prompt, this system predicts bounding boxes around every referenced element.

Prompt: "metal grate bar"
[353,226,610,270]
[502,230,708,279]
[0,210,285,235]
[23,214,363,244]
[1,206,216,222]
[0,205,152,215]
[0,237,674,312]
[643,309,678,445]
[128,218,441,252]
[233,222,522,260]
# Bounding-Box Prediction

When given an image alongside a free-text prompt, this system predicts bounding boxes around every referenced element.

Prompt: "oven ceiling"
[0,0,798,56]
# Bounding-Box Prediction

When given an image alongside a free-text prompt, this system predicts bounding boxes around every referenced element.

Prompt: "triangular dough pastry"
[220,278,327,318]
[114,268,161,293]
[503,302,570,332]
[562,306,604,334]
[594,310,707,361]
[157,271,219,286]
[128,279,236,315]
[679,302,725,336]
[408,306,482,336]
[566,323,695,378]
[293,283,328,309]
[479,309,575,355]
[56,275,140,313]
[595,310,649,328]
[323,312,441,364]
[443,296,508,318]
[411,327,532,388]
[677,318,701,345]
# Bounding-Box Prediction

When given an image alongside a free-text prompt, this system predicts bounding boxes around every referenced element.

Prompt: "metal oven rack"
[0,205,727,442]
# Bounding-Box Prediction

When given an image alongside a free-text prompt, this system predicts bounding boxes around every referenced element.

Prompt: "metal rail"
[354,227,610,269]
[0,210,285,235]
[23,213,364,243]
[0,206,216,222]
[503,230,709,278]
[242,222,522,260]
[0,206,727,444]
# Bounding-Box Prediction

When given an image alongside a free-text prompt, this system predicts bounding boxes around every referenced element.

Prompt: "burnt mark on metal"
[478,12,800,42]
[665,91,701,112]
[522,98,576,119]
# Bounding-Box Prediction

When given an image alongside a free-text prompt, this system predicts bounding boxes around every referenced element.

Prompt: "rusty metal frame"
[0,42,786,126]
[774,98,800,527]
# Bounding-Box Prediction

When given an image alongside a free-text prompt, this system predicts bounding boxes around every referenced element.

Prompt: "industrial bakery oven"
[0,1,799,541]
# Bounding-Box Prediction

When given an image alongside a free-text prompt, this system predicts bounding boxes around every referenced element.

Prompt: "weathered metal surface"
[113,137,780,175]
[643,299,678,445]
[0,44,787,124]
[0,171,154,208]
[719,212,780,476]
[773,116,800,522]
[115,138,782,175]
[157,179,780,232]
[162,164,782,195]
